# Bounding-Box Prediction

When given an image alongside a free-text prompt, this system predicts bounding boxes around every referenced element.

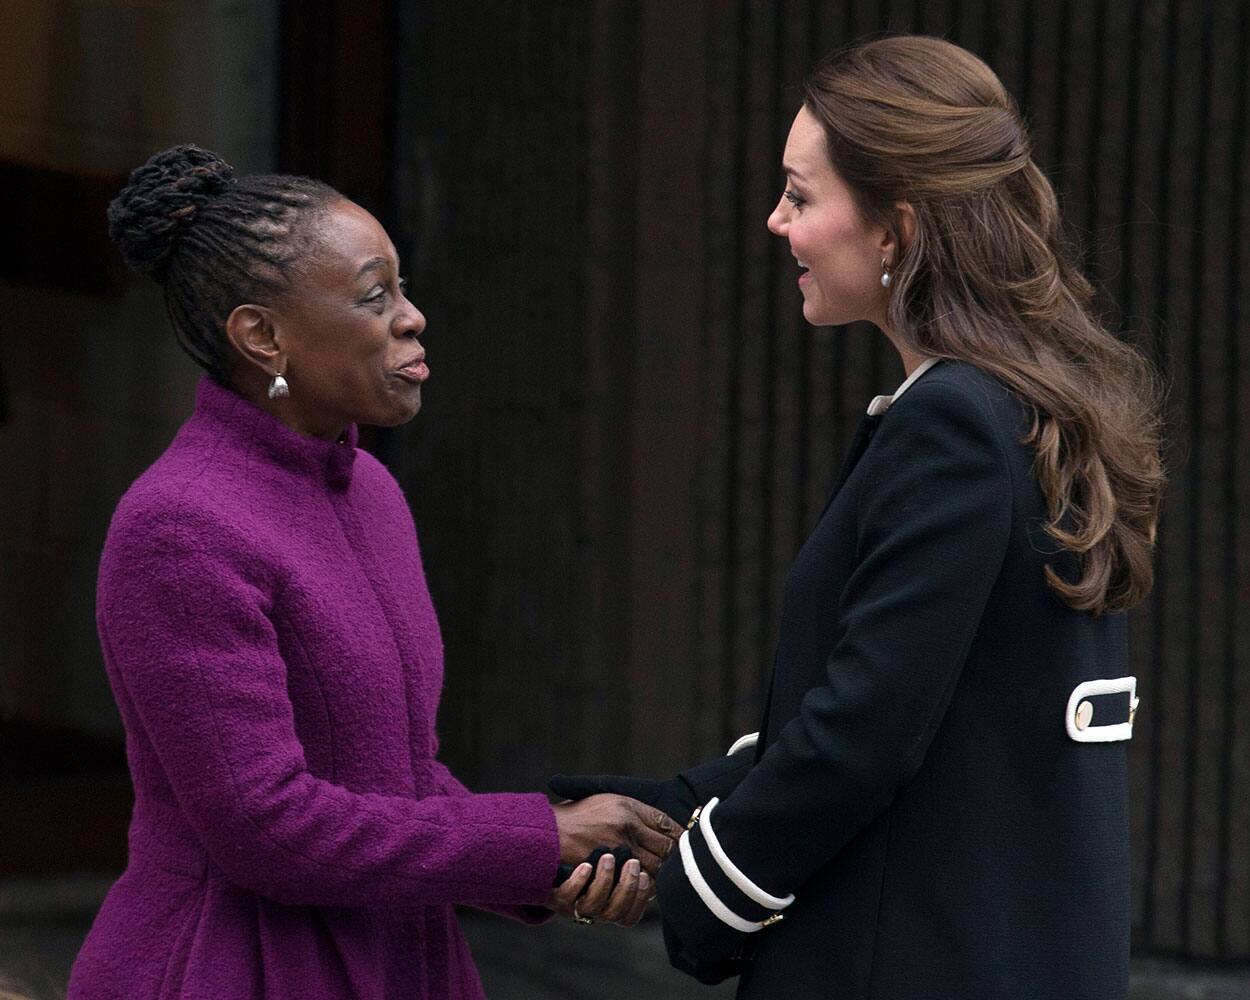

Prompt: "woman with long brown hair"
[552,34,1166,999]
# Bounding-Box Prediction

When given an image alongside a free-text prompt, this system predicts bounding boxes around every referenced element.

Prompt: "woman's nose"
[767,199,787,236]
[397,302,426,338]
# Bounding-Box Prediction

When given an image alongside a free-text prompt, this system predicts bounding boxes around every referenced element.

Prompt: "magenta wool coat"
[68,378,561,1000]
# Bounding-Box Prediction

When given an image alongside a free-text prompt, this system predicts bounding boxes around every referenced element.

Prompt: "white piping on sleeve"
[726,732,758,756]
[700,798,795,911]
[677,828,764,933]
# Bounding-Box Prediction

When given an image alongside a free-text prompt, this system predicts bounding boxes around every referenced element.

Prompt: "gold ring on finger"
[572,900,594,925]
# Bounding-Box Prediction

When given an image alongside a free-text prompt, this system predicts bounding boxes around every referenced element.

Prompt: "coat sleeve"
[430,758,556,924]
[658,381,1014,966]
[679,748,756,804]
[98,501,560,910]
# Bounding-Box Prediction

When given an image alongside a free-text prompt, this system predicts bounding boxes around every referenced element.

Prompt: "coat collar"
[192,376,359,490]
[865,357,943,416]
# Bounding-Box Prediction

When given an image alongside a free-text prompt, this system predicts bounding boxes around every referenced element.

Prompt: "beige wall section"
[0,0,279,736]
[0,0,278,176]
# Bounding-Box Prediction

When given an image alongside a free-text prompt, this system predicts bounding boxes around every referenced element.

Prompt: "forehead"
[312,199,398,277]
[782,105,828,174]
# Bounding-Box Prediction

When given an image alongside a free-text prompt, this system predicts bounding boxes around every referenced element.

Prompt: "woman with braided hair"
[68,146,679,1000]
[551,35,1166,999]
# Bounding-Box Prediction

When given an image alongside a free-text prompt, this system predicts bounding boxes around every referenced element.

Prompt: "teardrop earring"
[268,373,290,400]
[880,258,892,289]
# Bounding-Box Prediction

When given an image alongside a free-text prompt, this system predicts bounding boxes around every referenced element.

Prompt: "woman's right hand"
[547,852,654,927]
[552,793,679,876]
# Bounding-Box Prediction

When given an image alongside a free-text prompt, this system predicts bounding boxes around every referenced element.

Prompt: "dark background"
[1,0,1247,980]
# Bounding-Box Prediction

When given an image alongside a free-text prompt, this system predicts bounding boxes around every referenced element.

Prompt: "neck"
[876,321,930,378]
[230,369,347,442]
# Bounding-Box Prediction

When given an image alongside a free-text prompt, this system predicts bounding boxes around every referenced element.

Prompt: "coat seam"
[863,810,895,1000]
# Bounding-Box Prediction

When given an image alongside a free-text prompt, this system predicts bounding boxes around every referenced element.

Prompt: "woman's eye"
[783,189,804,207]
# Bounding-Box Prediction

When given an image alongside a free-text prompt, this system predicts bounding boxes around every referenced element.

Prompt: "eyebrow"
[783,163,808,183]
[356,256,391,278]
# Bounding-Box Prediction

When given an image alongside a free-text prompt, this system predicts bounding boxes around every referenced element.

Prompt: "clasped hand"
[547,793,680,926]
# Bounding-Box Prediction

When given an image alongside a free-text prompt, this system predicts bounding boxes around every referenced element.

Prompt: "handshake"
[543,772,702,927]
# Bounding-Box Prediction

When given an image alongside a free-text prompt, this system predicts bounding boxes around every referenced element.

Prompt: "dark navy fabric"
[659,359,1132,1000]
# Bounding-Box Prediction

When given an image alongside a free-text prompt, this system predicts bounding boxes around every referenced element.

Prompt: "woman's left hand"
[547,852,654,927]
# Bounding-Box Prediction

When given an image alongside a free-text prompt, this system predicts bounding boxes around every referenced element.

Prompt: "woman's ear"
[882,201,917,265]
[225,304,282,376]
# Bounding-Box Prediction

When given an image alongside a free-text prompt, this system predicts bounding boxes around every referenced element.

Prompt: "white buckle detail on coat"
[1065,676,1138,743]
[726,732,759,756]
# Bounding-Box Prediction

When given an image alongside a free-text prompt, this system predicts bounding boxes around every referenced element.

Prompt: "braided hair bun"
[107,144,236,283]
[106,145,338,385]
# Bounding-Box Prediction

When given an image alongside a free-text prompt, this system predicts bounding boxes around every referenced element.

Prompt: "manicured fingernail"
[628,860,640,876]
[639,873,651,890]
[603,855,615,870]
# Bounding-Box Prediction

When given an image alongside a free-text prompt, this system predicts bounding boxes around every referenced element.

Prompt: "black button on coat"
[659,359,1131,1000]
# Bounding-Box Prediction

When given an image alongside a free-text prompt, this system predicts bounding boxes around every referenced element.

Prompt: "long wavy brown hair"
[804,34,1167,615]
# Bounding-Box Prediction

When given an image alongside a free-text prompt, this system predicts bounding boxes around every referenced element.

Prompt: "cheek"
[295,321,386,394]
[812,218,876,284]
[793,210,851,263]
[337,321,390,374]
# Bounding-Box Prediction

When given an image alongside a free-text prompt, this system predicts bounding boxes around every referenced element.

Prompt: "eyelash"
[784,189,805,208]
[366,276,408,304]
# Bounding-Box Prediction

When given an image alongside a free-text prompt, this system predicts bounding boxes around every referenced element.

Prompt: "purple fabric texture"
[68,377,560,999]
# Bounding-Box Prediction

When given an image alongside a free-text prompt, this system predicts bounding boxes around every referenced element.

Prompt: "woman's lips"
[393,361,430,383]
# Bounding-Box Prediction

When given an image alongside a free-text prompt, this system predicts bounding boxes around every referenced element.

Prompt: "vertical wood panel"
[699,0,734,756]
[577,0,638,773]
[1225,5,1250,958]
[1093,0,1157,939]
[1024,1,1064,170]
[1163,0,1202,956]
[1136,0,1185,955]
[721,0,758,748]
[693,0,744,763]
[395,1,592,789]
[1186,0,1232,959]
[1057,0,1099,255]
[625,0,712,775]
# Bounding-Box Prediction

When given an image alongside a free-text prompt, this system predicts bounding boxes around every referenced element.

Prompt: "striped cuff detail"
[677,797,794,933]
[700,798,794,910]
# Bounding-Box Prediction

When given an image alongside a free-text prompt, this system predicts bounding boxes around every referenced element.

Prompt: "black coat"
[658,358,1134,1000]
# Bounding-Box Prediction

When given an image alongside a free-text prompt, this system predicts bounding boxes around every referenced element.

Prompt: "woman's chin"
[801,298,833,327]
[394,394,422,423]
[374,393,423,427]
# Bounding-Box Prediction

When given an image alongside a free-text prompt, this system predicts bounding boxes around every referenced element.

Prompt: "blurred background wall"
[1,0,1247,975]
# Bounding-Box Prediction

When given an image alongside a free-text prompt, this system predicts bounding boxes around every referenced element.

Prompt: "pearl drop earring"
[881,258,892,288]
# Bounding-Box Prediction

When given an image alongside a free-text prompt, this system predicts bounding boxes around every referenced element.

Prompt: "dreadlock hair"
[107,144,340,386]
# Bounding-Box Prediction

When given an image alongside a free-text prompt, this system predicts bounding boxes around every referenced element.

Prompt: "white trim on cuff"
[699,798,795,911]
[678,828,769,933]
[726,732,759,756]
[1065,676,1138,743]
